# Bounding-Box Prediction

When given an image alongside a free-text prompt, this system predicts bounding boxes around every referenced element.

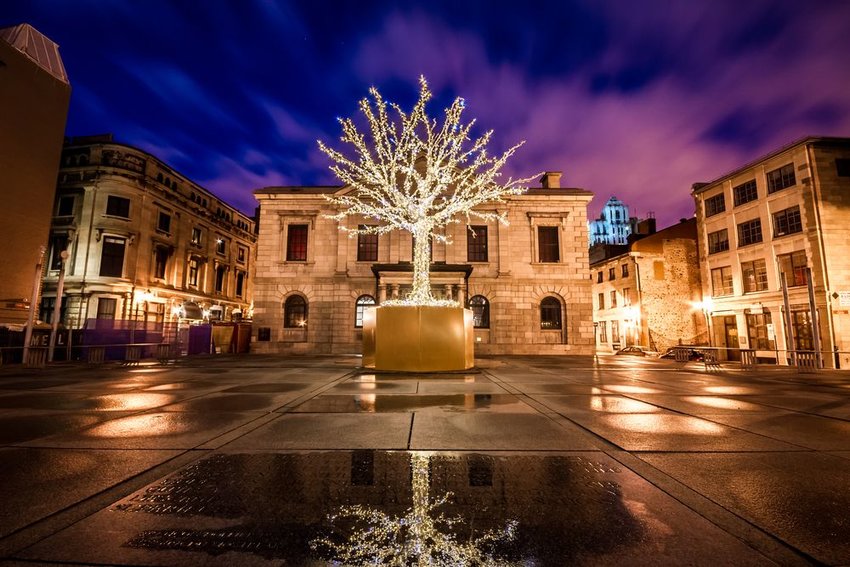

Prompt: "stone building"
[591,219,705,353]
[0,24,70,325]
[41,136,256,329]
[252,172,594,355]
[692,136,850,367]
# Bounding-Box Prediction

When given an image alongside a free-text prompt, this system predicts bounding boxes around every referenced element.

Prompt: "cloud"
[351,6,850,226]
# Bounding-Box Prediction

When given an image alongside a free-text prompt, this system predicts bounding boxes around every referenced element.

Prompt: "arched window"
[284,295,307,328]
[354,295,376,328]
[540,297,562,330]
[469,295,490,328]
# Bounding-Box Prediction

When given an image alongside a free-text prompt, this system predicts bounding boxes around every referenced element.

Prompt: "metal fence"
[668,345,846,373]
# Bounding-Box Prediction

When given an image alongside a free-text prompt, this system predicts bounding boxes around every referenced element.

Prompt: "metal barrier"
[740,349,756,370]
[673,347,691,363]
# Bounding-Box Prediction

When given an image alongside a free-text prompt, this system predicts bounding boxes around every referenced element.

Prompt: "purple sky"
[5,1,850,226]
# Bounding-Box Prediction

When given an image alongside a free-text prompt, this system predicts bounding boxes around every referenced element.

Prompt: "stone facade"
[41,136,256,329]
[591,219,705,353]
[0,24,70,325]
[253,173,595,355]
[692,136,850,367]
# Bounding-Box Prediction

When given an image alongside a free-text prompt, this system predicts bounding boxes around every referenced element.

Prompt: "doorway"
[723,315,740,361]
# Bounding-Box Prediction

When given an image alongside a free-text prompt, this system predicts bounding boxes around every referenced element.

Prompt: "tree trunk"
[410,229,432,303]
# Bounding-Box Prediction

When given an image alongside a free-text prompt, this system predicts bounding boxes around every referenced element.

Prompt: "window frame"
[772,206,802,237]
[766,163,796,194]
[284,295,308,328]
[704,193,726,217]
[746,312,775,350]
[466,225,488,263]
[741,258,768,293]
[157,211,171,234]
[777,251,808,288]
[711,266,733,297]
[469,295,490,329]
[105,195,130,219]
[621,264,629,277]
[707,229,729,254]
[99,236,126,278]
[537,226,560,263]
[354,295,376,328]
[286,224,309,262]
[357,226,379,262]
[733,180,758,206]
[737,218,763,247]
[540,297,562,330]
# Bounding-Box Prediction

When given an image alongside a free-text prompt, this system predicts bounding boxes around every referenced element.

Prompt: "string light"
[311,452,518,565]
[318,76,540,306]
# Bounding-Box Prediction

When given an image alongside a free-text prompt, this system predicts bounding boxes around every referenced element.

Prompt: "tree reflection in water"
[312,452,518,566]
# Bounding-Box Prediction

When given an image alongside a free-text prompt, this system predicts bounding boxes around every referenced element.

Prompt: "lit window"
[469,295,490,328]
[741,259,768,293]
[354,295,376,328]
[540,297,562,330]
[284,295,308,328]
[777,251,808,288]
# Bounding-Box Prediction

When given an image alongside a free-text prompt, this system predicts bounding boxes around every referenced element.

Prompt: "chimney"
[540,171,562,189]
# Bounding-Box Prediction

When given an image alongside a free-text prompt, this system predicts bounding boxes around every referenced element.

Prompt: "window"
[215,266,226,294]
[772,206,802,237]
[96,297,116,320]
[737,218,763,247]
[235,271,245,297]
[711,266,733,297]
[704,193,726,217]
[598,321,608,343]
[237,246,247,264]
[610,290,617,308]
[766,163,796,194]
[596,271,603,283]
[105,195,130,218]
[286,224,308,261]
[215,237,226,256]
[467,226,488,262]
[99,237,125,277]
[791,309,814,350]
[733,180,758,206]
[777,251,808,288]
[540,297,562,329]
[741,259,768,293]
[598,292,605,310]
[187,258,199,287]
[284,295,307,328]
[621,264,629,277]
[191,227,202,245]
[837,158,850,177]
[469,295,490,328]
[537,226,559,262]
[622,288,631,306]
[746,312,775,350]
[611,321,620,344]
[57,195,74,216]
[154,247,168,279]
[354,295,376,328]
[357,226,378,262]
[707,229,729,254]
[50,234,68,271]
[608,267,615,280]
[157,211,171,233]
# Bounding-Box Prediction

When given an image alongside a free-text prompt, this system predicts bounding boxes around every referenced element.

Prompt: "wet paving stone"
[291,393,536,413]
[0,412,124,444]
[18,451,771,566]
[221,382,310,393]
[162,393,295,413]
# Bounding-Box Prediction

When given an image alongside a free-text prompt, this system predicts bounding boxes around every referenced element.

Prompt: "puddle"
[117,451,642,564]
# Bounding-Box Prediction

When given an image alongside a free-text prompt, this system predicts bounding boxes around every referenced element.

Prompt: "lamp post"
[22,246,46,366]
[47,250,69,362]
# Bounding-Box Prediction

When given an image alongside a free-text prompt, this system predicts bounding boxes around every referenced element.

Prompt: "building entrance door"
[723,315,740,361]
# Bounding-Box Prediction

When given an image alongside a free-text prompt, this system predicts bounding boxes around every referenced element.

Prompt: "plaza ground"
[0,354,848,565]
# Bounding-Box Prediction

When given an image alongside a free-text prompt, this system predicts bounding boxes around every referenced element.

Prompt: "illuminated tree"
[318,77,538,306]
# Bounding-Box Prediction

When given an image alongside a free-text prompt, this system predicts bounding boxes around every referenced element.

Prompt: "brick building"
[252,172,595,355]
[692,136,850,367]
[41,136,256,329]
[591,219,705,353]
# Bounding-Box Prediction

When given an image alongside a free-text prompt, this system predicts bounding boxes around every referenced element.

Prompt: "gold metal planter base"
[362,305,474,372]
